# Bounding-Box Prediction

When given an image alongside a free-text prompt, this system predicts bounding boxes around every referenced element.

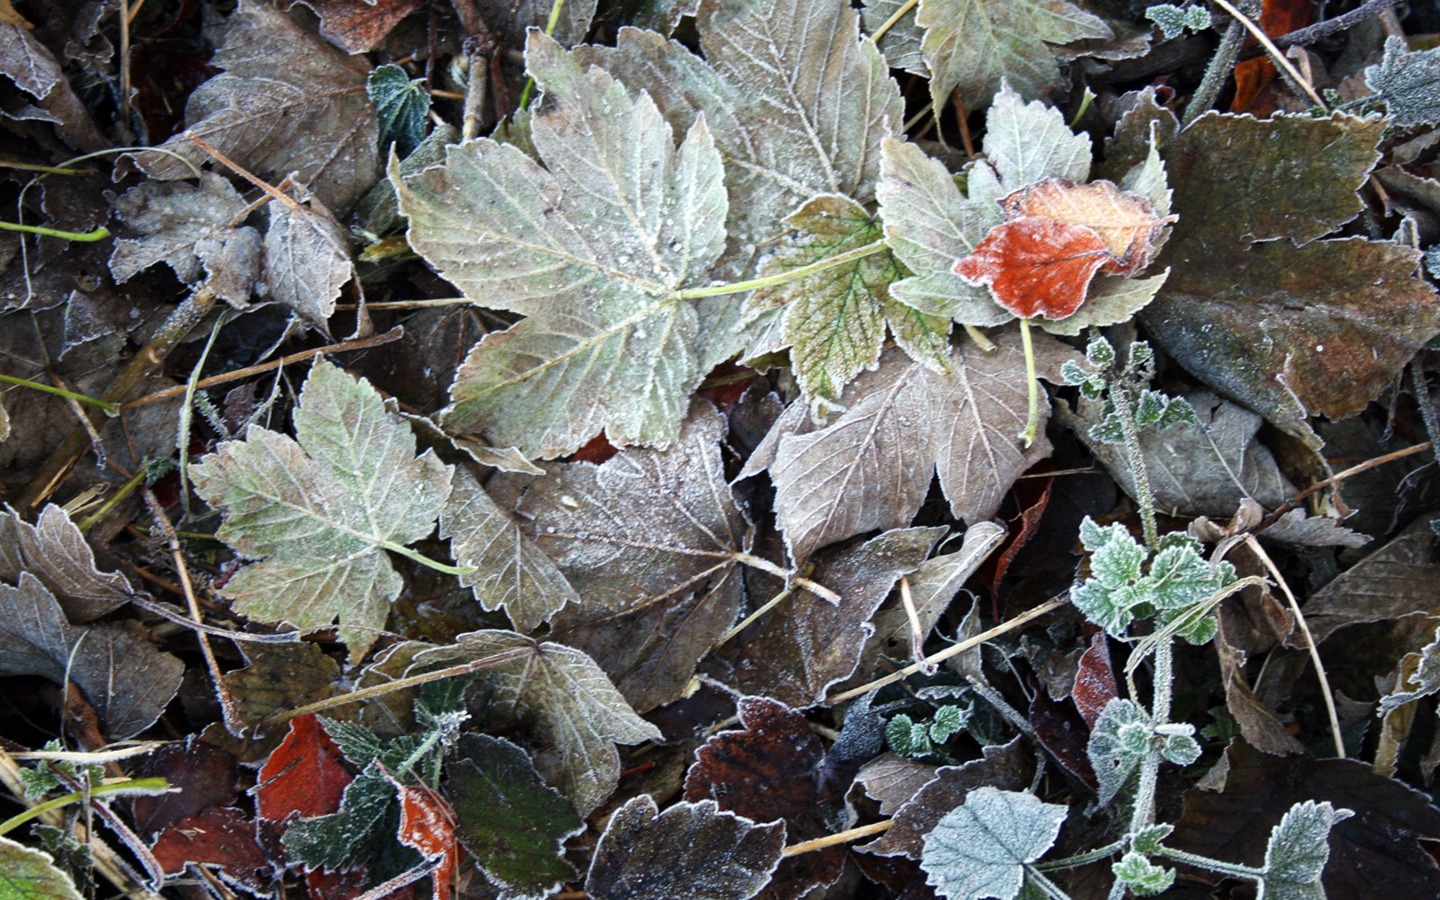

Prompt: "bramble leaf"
[1365,37,1440,127]
[367,63,429,157]
[191,359,454,664]
[920,786,1068,900]
[1259,801,1354,900]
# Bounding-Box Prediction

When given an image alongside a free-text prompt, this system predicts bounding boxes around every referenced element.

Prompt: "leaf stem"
[0,777,171,837]
[0,220,109,241]
[0,373,120,415]
[782,819,892,856]
[675,240,889,300]
[1107,364,1159,549]
[382,540,477,576]
[1018,318,1040,448]
[1152,844,1264,880]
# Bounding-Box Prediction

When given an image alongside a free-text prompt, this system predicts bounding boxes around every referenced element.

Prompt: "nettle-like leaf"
[1259,801,1353,900]
[919,787,1068,900]
[1365,37,1440,128]
[914,0,1111,111]
[192,359,454,664]
[411,630,661,815]
[1145,4,1212,39]
[283,760,413,875]
[1143,111,1440,444]
[125,0,377,213]
[586,795,785,900]
[0,573,183,741]
[1113,851,1176,895]
[493,403,750,712]
[367,63,429,157]
[397,32,726,458]
[750,334,1072,565]
[0,836,82,900]
[744,194,950,414]
[1086,698,1150,807]
[576,0,903,249]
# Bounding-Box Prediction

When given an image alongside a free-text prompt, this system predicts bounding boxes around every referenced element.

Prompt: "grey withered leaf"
[489,402,749,712]
[755,330,1073,566]
[0,504,142,622]
[125,0,377,213]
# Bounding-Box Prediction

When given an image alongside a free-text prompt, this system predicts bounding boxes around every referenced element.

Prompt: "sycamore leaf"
[0,573,183,740]
[441,466,579,634]
[0,836,83,900]
[397,32,726,458]
[108,172,261,308]
[192,359,454,664]
[490,403,747,712]
[1259,801,1354,900]
[125,0,378,212]
[756,333,1071,565]
[447,733,583,899]
[915,0,1111,112]
[919,787,1068,900]
[586,795,785,900]
[412,630,661,815]
[574,0,903,247]
[0,504,140,622]
[745,194,950,414]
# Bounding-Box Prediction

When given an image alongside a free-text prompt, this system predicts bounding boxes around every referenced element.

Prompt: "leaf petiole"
[382,540,477,576]
[674,239,889,300]
[1018,317,1040,448]
[0,373,120,415]
[0,220,110,242]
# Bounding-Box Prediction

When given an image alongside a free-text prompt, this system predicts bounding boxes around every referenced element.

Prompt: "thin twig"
[782,819,893,856]
[1258,441,1433,530]
[1267,0,1401,50]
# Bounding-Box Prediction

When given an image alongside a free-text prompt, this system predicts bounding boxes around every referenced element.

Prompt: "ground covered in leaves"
[5,0,1440,898]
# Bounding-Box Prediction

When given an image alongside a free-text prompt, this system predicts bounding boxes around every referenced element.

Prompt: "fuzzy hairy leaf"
[1259,801,1353,900]
[920,787,1068,899]
[441,466,579,633]
[412,631,661,815]
[745,194,949,413]
[1365,37,1440,127]
[0,573,183,741]
[126,0,377,212]
[1086,698,1150,807]
[586,795,785,900]
[915,0,1110,111]
[367,63,429,157]
[191,359,453,664]
[283,761,409,874]
[397,32,726,457]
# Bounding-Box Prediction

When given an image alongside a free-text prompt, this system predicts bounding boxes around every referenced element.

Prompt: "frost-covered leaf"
[1145,4,1212,39]
[191,359,454,664]
[389,773,459,900]
[0,835,83,900]
[367,63,429,157]
[1380,623,1440,715]
[108,172,261,308]
[490,403,747,712]
[1365,37,1440,128]
[745,194,949,412]
[758,333,1070,564]
[279,0,425,54]
[1086,698,1150,807]
[586,794,785,900]
[283,761,408,874]
[919,786,1068,900]
[1112,851,1175,895]
[412,630,661,815]
[263,199,354,329]
[1259,801,1353,900]
[708,527,945,706]
[0,504,140,622]
[0,573,183,740]
[1302,517,1440,645]
[914,0,1111,111]
[447,733,583,899]
[575,0,902,247]
[862,0,927,74]
[982,86,1093,192]
[397,32,726,457]
[441,466,579,633]
[125,0,378,212]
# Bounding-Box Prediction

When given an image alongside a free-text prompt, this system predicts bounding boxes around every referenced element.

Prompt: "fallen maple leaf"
[954,178,1174,320]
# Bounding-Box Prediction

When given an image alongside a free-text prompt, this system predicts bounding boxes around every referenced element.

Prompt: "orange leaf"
[953,217,1112,319]
[256,714,352,824]
[392,780,459,900]
[1002,178,1174,276]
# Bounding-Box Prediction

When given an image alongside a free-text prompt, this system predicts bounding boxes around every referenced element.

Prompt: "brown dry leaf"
[262,199,356,330]
[1297,517,1440,646]
[0,504,141,622]
[280,0,424,54]
[1002,178,1174,276]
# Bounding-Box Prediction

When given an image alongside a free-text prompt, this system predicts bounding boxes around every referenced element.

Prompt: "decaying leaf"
[1297,517,1440,645]
[411,630,661,815]
[919,786,1069,899]
[192,359,454,664]
[0,503,140,622]
[262,199,355,330]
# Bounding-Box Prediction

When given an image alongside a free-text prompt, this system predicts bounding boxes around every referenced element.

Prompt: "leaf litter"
[4,0,1440,897]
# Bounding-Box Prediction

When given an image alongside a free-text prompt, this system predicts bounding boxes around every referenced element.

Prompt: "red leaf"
[1072,631,1118,729]
[391,779,460,900]
[255,714,352,824]
[132,739,239,837]
[151,807,270,892]
[954,217,1112,319]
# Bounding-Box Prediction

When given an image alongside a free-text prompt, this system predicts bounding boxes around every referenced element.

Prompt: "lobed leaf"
[919,786,1068,900]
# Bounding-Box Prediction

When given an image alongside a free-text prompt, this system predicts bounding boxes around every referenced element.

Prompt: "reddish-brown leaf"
[954,217,1112,319]
[1072,631,1118,730]
[1003,178,1174,276]
[131,739,239,837]
[255,714,352,824]
[151,807,270,892]
[392,779,460,900]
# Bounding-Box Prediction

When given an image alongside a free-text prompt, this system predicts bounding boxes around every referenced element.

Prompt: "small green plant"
[886,701,973,761]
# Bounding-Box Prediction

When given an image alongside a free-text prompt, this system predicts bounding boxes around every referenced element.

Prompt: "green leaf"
[412,631,662,815]
[1087,698,1150,807]
[920,787,1068,900]
[1365,36,1440,127]
[1258,801,1354,900]
[191,359,455,664]
[1112,851,1175,895]
[397,32,727,457]
[283,761,413,874]
[745,194,949,412]
[981,84,1092,192]
[1145,4,1212,39]
[930,704,971,743]
[915,0,1111,112]
[0,836,83,900]
[446,733,583,898]
[888,714,934,757]
[367,64,430,158]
